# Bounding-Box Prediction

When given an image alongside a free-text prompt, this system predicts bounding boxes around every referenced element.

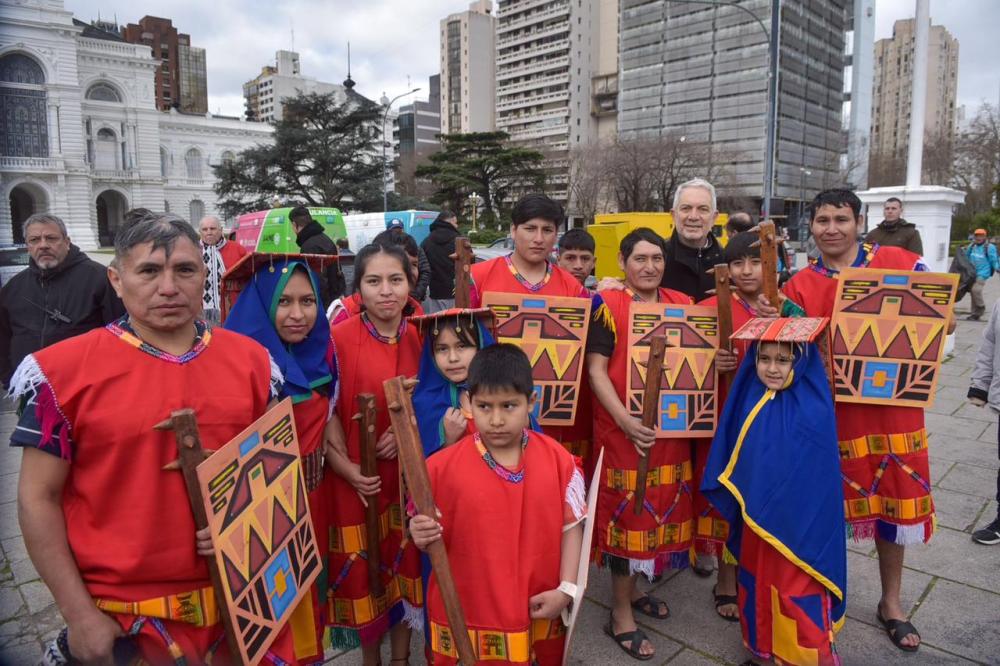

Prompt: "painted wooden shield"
[832,268,957,407]
[482,293,592,426]
[627,303,719,437]
[196,399,320,665]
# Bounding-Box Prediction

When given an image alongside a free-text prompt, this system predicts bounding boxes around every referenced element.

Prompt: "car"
[0,246,29,288]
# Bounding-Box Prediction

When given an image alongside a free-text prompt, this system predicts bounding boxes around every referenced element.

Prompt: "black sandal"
[631,594,670,620]
[604,611,655,661]
[713,584,739,623]
[876,604,920,652]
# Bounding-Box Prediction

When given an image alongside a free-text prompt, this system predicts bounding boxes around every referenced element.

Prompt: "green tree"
[213,91,384,218]
[415,132,546,227]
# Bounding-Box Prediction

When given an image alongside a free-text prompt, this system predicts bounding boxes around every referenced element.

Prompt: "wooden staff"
[634,336,667,516]
[354,393,383,598]
[758,221,781,310]
[384,376,477,665]
[155,410,241,661]
[713,264,734,354]
[454,236,473,309]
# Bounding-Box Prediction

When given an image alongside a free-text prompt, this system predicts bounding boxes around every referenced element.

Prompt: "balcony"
[91,168,138,180]
[497,40,570,67]
[497,56,569,82]
[497,73,569,97]
[497,21,570,50]
[496,0,560,18]
[0,156,62,173]
[498,4,570,35]
[496,89,569,113]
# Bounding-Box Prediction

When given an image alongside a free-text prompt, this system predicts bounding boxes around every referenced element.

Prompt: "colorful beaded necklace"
[624,286,657,303]
[504,254,551,292]
[361,311,406,344]
[106,316,210,364]
[808,242,877,278]
[475,430,529,484]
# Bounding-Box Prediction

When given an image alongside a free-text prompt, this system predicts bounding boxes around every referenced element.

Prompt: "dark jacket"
[949,245,978,301]
[0,245,124,386]
[421,219,460,299]
[660,230,725,302]
[414,244,431,302]
[865,219,923,256]
[295,221,344,303]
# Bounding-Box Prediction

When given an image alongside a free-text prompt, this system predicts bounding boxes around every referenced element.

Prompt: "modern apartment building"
[842,0,875,190]
[121,16,208,114]
[869,18,958,165]
[394,75,442,160]
[243,50,347,123]
[618,0,849,206]
[440,1,496,135]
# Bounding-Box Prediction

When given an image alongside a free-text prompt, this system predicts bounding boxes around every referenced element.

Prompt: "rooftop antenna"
[290,21,295,52]
[343,42,355,90]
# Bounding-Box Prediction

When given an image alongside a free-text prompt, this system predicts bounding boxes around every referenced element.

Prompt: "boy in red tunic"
[469,194,591,469]
[11,214,294,664]
[586,228,695,661]
[411,344,586,665]
[782,188,953,653]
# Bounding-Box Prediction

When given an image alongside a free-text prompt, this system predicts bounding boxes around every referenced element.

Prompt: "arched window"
[160,147,170,177]
[95,127,118,170]
[189,199,205,224]
[0,53,48,157]
[86,83,121,103]
[220,150,235,165]
[185,148,202,179]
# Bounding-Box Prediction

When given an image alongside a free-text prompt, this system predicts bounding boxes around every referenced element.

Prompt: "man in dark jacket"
[290,205,343,303]
[662,178,725,301]
[0,213,124,387]
[865,197,923,255]
[421,210,459,313]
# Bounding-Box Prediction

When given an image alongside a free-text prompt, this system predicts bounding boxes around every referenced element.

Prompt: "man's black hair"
[467,343,534,398]
[726,211,754,233]
[289,205,312,225]
[511,194,564,228]
[336,237,350,249]
[559,228,595,254]
[619,227,664,261]
[885,197,903,206]
[808,189,862,220]
[434,210,457,224]
[373,229,419,258]
[723,231,761,264]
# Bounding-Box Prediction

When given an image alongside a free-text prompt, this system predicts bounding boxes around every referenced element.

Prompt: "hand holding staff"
[354,394,384,598]
[384,376,477,665]
[634,336,667,515]
[454,237,473,309]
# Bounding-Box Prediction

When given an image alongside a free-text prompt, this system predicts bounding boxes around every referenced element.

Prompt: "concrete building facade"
[120,15,208,114]
[243,50,347,123]
[1,0,272,248]
[869,17,958,163]
[394,74,441,160]
[439,0,496,135]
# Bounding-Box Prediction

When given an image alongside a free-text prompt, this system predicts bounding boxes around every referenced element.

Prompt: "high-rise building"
[120,16,207,114]
[440,1,496,135]
[394,75,442,160]
[618,0,849,206]
[242,50,347,123]
[494,0,611,203]
[869,18,958,176]
[842,0,875,190]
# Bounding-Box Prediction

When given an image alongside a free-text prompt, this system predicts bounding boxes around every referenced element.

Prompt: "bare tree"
[567,141,614,224]
[954,103,1000,216]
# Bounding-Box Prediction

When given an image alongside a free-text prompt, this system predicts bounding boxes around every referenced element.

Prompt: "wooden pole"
[384,376,477,665]
[155,410,242,661]
[634,336,667,516]
[758,221,781,310]
[454,237,473,309]
[354,393,384,599]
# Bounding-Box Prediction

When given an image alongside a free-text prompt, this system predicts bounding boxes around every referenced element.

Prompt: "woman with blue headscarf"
[224,255,338,665]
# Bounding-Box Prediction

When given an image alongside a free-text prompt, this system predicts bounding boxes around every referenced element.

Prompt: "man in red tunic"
[469,194,592,468]
[782,188,953,653]
[11,213,292,664]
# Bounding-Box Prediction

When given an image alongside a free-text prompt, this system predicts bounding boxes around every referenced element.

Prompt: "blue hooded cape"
[224,258,334,403]
[701,341,847,624]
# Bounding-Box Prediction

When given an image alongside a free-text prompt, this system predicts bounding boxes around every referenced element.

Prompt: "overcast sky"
[63,0,999,119]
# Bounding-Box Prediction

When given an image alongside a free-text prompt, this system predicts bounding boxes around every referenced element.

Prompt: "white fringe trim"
[327,298,346,323]
[893,521,932,546]
[401,599,424,632]
[565,467,587,522]
[267,352,285,400]
[7,354,45,401]
[629,556,657,581]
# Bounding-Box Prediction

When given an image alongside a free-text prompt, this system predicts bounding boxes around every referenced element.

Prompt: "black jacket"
[421,220,460,299]
[865,218,923,256]
[659,231,724,302]
[0,245,124,386]
[295,221,344,303]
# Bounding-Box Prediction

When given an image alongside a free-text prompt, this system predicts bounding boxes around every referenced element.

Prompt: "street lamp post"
[381,88,421,212]
[798,167,811,228]
[468,192,480,233]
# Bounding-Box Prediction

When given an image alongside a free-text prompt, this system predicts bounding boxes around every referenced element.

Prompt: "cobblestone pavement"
[2,281,998,666]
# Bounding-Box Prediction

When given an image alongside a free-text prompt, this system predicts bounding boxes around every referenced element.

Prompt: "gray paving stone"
[663,648,729,665]
[935,371,980,391]
[0,641,44,666]
[9,558,37,585]
[928,456,956,485]
[950,401,998,423]
[903,526,1000,592]
[19,580,52,614]
[0,503,18,540]
[937,462,1000,499]
[834,617,975,665]
[928,435,1000,470]
[0,537,27,565]
[0,474,16,505]
[844,550,933,623]
[925,413,992,442]
[937,360,971,377]
[931,487,990,532]
[911,579,1000,664]
[926,393,964,416]
[0,587,24,623]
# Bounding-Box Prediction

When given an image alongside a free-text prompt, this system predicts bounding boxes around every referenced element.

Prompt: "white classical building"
[1,0,273,249]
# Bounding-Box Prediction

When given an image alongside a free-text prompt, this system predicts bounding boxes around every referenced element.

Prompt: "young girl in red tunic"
[326,243,423,665]
[586,228,695,661]
[223,256,338,664]
[410,344,586,665]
